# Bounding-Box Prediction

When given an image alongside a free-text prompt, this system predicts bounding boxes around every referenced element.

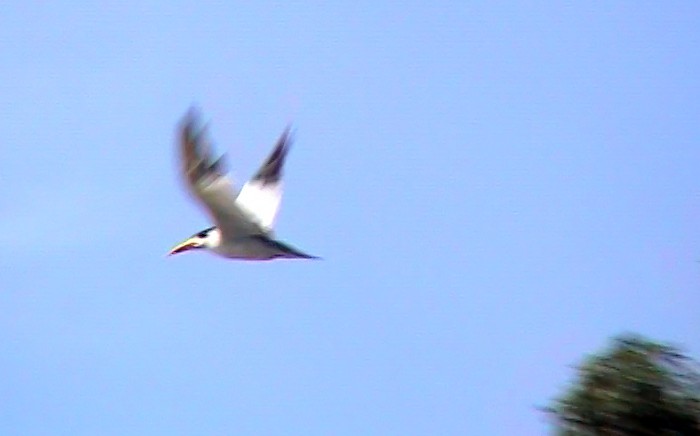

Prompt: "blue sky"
[1,2,699,434]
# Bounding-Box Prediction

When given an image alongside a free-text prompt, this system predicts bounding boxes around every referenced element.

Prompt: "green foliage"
[548,334,700,435]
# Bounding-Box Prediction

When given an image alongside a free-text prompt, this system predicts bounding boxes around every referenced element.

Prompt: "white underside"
[212,238,287,260]
[235,180,283,232]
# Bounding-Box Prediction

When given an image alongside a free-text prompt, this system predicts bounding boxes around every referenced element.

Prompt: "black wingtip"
[280,124,294,144]
[182,106,201,126]
[252,125,294,185]
[180,107,205,140]
[271,125,294,158]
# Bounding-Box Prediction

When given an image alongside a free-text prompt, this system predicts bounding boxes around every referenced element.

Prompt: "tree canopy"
[548,334,700,435]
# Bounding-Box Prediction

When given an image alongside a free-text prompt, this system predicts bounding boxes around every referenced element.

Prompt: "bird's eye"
[197,231,208,238]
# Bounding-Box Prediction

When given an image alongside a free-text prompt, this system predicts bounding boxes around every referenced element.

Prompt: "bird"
[168,108,318,260]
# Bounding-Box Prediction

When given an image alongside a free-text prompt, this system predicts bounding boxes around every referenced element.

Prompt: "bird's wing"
[178,110,265,238]
[234,127,292,232]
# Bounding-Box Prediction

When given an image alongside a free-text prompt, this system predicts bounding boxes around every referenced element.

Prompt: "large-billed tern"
[168,109,318,260]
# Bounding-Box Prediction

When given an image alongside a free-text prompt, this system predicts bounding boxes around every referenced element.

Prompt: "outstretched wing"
[234,127,292,232]
[178,109,265,238]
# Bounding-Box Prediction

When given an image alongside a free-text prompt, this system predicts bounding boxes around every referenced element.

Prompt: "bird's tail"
[252,235,321,260]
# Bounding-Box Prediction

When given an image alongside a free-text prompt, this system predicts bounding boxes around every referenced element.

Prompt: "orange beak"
[168,238,199,256]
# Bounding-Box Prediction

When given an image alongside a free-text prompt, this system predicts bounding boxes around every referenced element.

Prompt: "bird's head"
[168,227,220,256]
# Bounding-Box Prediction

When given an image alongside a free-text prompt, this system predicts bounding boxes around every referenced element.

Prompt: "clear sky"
[1,2,699,435]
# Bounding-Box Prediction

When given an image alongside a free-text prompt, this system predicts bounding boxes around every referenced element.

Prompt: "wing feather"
[178,110,264,238]
[235,127,292,231]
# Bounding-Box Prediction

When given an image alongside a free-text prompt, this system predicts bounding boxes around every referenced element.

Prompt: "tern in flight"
[168,109,318,260]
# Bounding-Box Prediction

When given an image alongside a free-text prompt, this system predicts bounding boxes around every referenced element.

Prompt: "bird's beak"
[168,238,198,256]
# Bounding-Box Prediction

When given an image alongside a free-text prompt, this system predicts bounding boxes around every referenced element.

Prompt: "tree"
[548,334,700,435]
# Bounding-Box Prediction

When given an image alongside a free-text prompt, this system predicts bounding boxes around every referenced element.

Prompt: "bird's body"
[185,226,316,260]
[168,109,318,261]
